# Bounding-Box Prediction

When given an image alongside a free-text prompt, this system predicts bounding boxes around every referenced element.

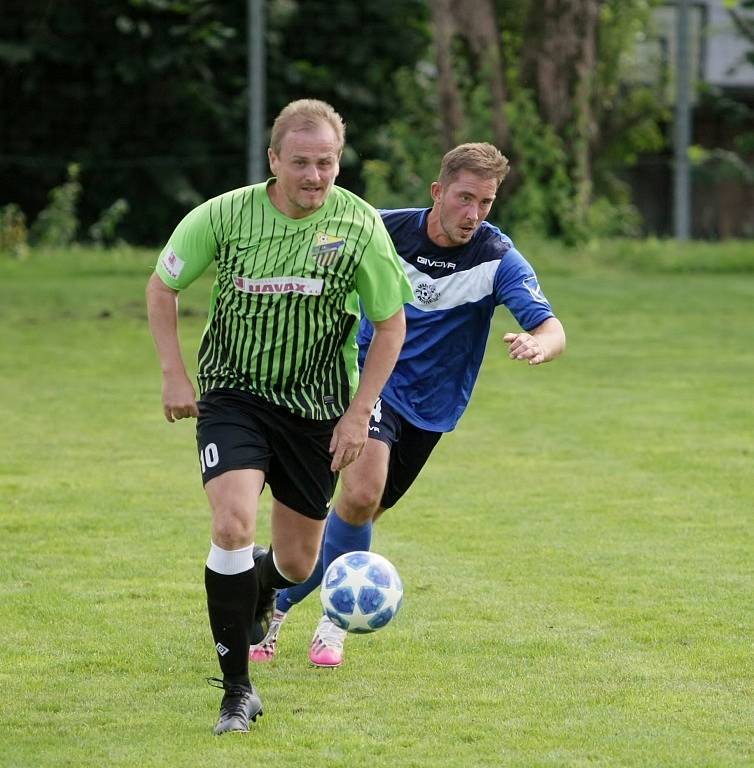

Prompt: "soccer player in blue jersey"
[250,142,566,667]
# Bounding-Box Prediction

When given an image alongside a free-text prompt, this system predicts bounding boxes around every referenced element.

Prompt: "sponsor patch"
[215,642,229,656]
[232,275,324,296]
[310,232,345,267]
[523,275,547,303]
[160,246,185,279]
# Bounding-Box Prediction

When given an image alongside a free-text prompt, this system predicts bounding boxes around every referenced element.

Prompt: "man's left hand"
[503,332,546,365]
[329,409,369,471]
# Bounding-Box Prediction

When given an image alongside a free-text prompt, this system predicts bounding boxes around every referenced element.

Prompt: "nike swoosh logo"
[235,243,258,252]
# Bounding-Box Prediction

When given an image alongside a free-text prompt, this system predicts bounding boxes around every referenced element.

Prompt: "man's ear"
[430,181,442,203]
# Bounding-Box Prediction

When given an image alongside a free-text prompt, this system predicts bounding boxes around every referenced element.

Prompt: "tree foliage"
[0,0,427,244]
[0,0,672,244]
[374,0,668,240]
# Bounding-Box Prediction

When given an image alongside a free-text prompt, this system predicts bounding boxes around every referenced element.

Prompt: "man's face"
[268,123,341,218]
[427,170,498,246]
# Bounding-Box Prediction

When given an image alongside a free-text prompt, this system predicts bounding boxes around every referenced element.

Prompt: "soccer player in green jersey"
[146,99,414,735]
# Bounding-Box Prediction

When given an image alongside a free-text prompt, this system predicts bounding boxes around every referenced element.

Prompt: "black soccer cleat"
[250,545,277,646]
[208,678,263,735]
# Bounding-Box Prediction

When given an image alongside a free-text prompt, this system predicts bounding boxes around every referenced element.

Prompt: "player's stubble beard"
[439,210,478,246]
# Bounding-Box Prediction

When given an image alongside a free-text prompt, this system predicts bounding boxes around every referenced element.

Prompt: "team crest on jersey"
[415,281,440,305]
[310,232,345,267]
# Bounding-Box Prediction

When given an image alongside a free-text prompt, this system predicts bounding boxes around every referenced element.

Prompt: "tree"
[1,0,247,243]
[411,0,666,239]
[429,0,509,151]
[0,0,671,243]
[0,0,429,244]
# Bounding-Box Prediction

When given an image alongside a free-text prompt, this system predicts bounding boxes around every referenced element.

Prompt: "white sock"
[206,541,254,575]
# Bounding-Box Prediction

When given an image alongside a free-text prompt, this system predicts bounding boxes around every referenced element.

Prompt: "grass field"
[1,243,752,767]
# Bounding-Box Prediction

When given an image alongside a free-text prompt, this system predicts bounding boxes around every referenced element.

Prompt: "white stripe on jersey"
[401,257,499,312]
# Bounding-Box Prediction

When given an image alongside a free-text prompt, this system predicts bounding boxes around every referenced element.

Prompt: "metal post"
[674,0,692,240]
[248,0,266,184]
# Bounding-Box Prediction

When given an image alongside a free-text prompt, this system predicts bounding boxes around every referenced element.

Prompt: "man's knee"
[273,549,318,583]
[206,471,261,547]
[338,483,382,524]
[209,496,255,548]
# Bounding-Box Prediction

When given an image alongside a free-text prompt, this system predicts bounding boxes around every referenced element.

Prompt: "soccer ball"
[320,551,403,634]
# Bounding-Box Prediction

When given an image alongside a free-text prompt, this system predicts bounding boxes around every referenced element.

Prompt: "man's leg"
[247,497,327,662]
[269,499,327,581]
[250,501,324,647]
[308,438,390,666]
[251,439,391,664]
[249,510,331,662]
[204,468,266,734]
[273,511,334,614]
[308,416,443,667]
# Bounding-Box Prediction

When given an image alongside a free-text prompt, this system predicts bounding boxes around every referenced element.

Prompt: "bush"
[29,163,81,248]
[0,204,30,259]
[89,198,130,247]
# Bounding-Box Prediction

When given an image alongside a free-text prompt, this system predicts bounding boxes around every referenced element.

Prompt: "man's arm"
[146,272,199,422]
[503,316,566,366]
[329,307,406,471]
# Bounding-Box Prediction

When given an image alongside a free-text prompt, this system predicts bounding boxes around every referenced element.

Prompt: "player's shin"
[205,562,258,686]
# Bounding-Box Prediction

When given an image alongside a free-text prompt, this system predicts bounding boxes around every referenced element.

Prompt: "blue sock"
[323,510,373,572]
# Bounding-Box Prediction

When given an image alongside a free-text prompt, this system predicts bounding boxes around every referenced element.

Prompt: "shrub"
[29,163,81,248]
[89,198,130,247]
[0,203,30,259]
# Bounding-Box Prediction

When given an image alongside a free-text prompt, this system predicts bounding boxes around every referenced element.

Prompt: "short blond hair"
[439,143,510,187]
[269,99,346,155]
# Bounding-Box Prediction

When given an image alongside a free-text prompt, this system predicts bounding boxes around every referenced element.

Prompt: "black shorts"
[368,398,443,510]
[196,388,338,520]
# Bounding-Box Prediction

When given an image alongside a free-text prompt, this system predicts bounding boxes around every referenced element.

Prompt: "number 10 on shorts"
[200,442,219,473]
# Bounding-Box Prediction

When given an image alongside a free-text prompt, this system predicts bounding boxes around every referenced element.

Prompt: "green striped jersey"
[155,181,413,420]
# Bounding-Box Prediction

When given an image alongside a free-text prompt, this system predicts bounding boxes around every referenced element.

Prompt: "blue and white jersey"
[357,207,555,432]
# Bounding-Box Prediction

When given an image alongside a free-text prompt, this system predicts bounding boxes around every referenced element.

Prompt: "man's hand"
[162,371,199,422]
[503,331,547,366]
[329,407,370,471]
[504,317,566,366]
[328,307,406,471]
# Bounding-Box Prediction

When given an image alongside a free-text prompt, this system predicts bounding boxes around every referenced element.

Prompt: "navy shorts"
[368,398,443,509]
[196,388,338,520]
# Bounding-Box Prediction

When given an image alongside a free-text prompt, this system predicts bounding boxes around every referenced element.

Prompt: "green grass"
[1,244,753,767]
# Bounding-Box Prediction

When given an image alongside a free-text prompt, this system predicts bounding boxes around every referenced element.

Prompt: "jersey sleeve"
[355,213,414,322]
[493,247,555,331]
[154,199,218,290]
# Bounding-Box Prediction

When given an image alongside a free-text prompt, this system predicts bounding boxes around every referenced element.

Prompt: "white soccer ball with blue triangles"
[320,551,403,634]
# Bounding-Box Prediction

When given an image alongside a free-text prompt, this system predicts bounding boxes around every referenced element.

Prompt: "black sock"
[257,548,298,591]
[205,566,258,687]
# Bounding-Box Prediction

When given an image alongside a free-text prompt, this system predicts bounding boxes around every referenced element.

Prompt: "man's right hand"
[162,372,199,422]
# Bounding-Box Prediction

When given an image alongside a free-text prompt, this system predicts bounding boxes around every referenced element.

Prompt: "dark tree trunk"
[430,0,464,150]
[522,0,600,222]
[451,0,510,150]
